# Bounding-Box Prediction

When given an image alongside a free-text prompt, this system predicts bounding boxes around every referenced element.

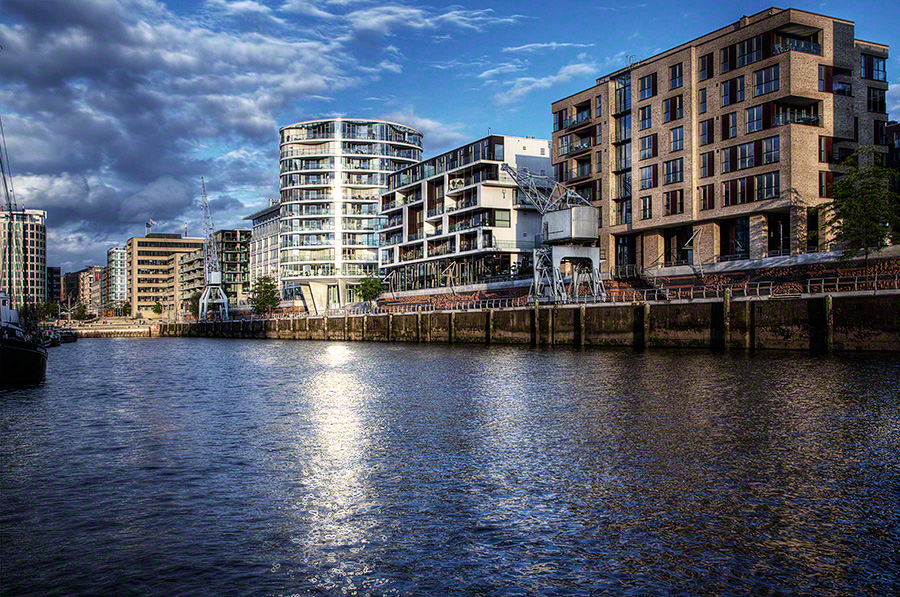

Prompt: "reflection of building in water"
[378,135,550,292]
[278,119,423,313]
[551,7,890,274]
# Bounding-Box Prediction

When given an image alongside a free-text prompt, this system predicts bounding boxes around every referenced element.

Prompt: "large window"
[596,95,603,117]
[639,134,656,160]
[819,171,833,198]
[861,54,887,81]
[664,189,684,215]
[700,119,713,146]
[639,73,656,100]
[640,196,652,220]
[723,76,745,106]
[737,35,762,67]
[721,46,732,74]
[699,53,714,81]
[664,158,683,184]
[763,136,780,164]
[639,106,652,130]
[615,199,632,225]
[616,113,632,142]
[868,88,886,113]
[670,63,683,89]
[723,112,737,140]
[738,142,755,169]
[754,65,779,96]
[640,165,657,189]
[615,73,631,113]
[699,88,707,114]
[663,95,683,123]
[756,171,780,200]
[721,149,732,174]
[699,184,714,210]
[616,142,631,170]
[700,152,714,178]
[746,106,763,133]
[670,126,683,152]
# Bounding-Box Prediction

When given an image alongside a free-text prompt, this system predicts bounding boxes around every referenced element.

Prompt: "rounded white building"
[279,118,422,312]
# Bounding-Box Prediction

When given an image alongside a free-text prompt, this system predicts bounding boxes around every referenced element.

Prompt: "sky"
[1,0,898,272]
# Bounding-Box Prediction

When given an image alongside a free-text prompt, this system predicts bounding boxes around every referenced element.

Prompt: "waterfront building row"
[1,207,47,307]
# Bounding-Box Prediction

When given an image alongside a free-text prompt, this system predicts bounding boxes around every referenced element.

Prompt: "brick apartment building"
[551,7,890,273]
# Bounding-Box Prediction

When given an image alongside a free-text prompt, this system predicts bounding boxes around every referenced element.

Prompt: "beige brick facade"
[551,7,890,273]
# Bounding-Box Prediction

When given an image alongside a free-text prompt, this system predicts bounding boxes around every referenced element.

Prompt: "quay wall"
[157,294,900,352]
[75,327,153,338]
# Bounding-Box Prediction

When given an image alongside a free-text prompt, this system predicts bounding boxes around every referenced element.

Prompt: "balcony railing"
[773,39,821,56]
[773,113,820,127]
[567,112,592,128]
[560,139,592,156]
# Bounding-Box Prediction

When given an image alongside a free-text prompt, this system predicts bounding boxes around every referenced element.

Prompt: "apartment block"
[106,247,127,310]
[245,200,280,288]
[378,135,548,291]
[0,207,47,307]
[46,266,61,304]
[551,7,890,273]
[125,233,204,319]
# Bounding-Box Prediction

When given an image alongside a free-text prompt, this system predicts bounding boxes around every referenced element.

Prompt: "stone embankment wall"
[75,327,153,338]
[157,294,900,351]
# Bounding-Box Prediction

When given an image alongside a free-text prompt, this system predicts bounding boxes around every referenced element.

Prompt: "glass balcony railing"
[773,39,821,56]
[773,112,820,127]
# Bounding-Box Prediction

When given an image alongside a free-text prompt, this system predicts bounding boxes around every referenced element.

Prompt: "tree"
[249,276,280,316]
[73,303,87,320]
[825,147,900,274]
[152,301,163,315]
[189,292,202,319]
[355,274,384,303]
[122,300,131,317]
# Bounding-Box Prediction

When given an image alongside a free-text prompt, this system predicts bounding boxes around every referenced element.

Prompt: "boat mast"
[0,112,19,309]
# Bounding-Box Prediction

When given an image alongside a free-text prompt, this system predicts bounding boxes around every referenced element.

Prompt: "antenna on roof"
[626,55,637,69]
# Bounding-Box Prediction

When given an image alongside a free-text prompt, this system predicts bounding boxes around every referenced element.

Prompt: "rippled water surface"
[2,339,899,596]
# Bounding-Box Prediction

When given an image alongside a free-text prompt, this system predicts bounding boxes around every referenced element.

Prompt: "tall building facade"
[278,118,423,312]
[215,229,251,304]
[378,135,548,291]
[551,7,890,273]
[124,233,204,319]
[245,200,280,289]
[0,207,47,307]
[46,266,61,304]
[106,247,127,310]
[77,265,104,316]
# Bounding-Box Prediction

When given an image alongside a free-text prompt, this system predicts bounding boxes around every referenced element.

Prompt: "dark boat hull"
[0,337,48,385]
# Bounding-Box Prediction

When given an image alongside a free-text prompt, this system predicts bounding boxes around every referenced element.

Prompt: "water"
[2,339,899,596]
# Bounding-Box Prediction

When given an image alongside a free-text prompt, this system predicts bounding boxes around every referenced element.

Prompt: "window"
[639,106,652,130]
[639,134,656,160]
[700,151,714,178]
[818,65,831,92]
[596,124,602,144]
[868,88,886,113]
[721,46,732,74]
[700,119,713,145]
[640,165,657,189]
[722,181,733,206]
[670,63,683,89]
[756,171,780,200]
[737,178,748,204]
[763,136,780,164]
[553,110,566,132]
[861,54,887,81]
[664,189,684,215]
[737,35,762,67]
[721,149,732,174]
[663,95,683,122]
[699,53,714,81]
[754,65,779,96]
[615,199,632,225]
[819,171,833,198]
[596,95,603,117]
[641,196,653,220]
[614,73,631,113]
[723,76,745,106]
[558,134,572,154]
[615,142,631,170]
[495,210,511,227]
[616,173,631,198]
[746,106,762,133]
[738,142,755,169]
[875,120,887,145]
[699,88,707,114]
[664,158,683,184]
[723,112,737,140]
[616,113,632,142]
[639,73,656,100]
[670,126,683,151]
[699,184,714,210]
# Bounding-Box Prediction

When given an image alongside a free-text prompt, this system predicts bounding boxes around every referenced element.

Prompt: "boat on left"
[0,290,48,385]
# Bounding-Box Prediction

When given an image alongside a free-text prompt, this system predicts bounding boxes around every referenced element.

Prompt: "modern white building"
[378,135,550,291]
[278,118,423,312]
[106,247,127,309]
[0,207,47,308]
[245,200,281,289]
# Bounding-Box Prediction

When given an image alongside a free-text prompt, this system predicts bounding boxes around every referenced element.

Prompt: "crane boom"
[500,164,592,215]
[198,177,228,321]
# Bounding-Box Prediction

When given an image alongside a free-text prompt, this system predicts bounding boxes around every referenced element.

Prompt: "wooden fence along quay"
[158,284,900,352]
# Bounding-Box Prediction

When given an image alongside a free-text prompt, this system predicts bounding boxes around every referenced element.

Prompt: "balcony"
[560,139,592,156]
[772,39,821,56]
[427,206,445,218]
[568,164,593,182]
[407,231,424,242]
[566,111,592,130]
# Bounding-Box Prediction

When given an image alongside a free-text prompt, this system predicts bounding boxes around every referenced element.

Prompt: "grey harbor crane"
[198,177,229,321]
[501,164,606,304]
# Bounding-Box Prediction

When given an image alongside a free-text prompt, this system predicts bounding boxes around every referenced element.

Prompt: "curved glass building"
[278,118,423,312]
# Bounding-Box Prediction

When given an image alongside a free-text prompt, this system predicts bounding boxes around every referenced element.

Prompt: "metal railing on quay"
[806,274,900,294]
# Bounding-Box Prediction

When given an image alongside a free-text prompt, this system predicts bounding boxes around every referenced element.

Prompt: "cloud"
[502,42,595,53]
[477,63,526,80]
[382,110,470,155]
[887,81,900,116]
[493,60,598,106]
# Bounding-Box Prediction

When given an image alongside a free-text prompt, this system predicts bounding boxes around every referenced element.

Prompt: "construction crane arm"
[500,164,593,215]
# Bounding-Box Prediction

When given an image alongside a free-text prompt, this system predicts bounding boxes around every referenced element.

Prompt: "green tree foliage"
[249,276,280,315]
[355,275,384,303]
[73,303,87,320]
[122,300,131,316]
[152,302,163,315]
[826,147,900,274]
[189,292,202,318]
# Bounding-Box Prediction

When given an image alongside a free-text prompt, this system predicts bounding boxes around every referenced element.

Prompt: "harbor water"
[2,339,898,596]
